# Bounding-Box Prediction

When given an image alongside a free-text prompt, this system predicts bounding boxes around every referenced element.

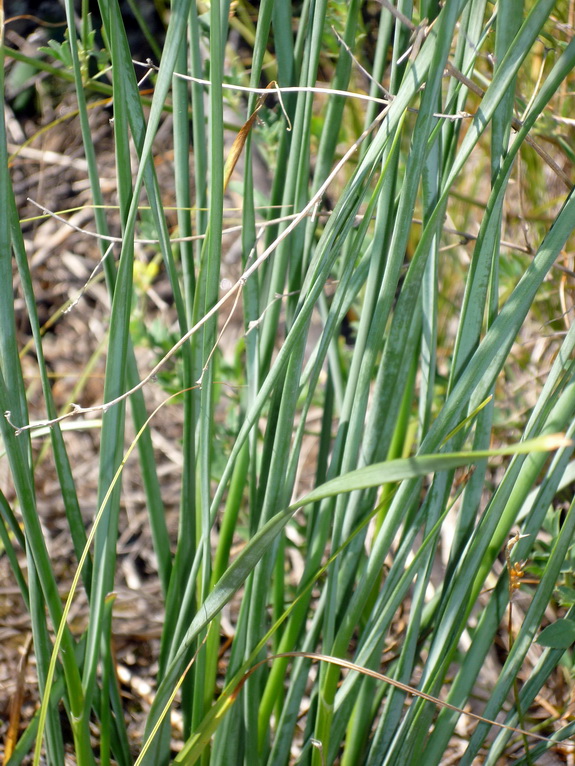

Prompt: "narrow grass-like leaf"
[142,436,564,744]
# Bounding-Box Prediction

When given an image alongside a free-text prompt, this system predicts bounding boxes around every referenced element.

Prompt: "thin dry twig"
[3,634,33,765]
[27,200,549,261]
[132,59,473,122]
[235,652,575,750]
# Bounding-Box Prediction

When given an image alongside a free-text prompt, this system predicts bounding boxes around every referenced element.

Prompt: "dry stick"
[411,217,531,254]
[332,21,472,125]
[24,201,350,246]
[246,289,301,335]
[330,24,391,98]
[4,634,33,763]
[65,240,115,314]
[26,198,155,244]
[237,652,575,750]
[4,13,67,29]
[6,107,391,434]
[22,202,290,220]
[413,217,575,277]
[133,58,392,107]
[198,224,267,381]
[196,283,242,386]
[134,58,471,123]
[26,198,557,263]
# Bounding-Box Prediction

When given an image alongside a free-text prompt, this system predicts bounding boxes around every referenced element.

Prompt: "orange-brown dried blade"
[223,82,278,192]
[223,111,259,192]
[3,634,32,764]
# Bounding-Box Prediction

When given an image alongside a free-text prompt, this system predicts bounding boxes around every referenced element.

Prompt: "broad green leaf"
[537,619,575,649]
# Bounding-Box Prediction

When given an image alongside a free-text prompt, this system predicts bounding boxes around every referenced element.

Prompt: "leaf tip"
[540,433,573,451]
